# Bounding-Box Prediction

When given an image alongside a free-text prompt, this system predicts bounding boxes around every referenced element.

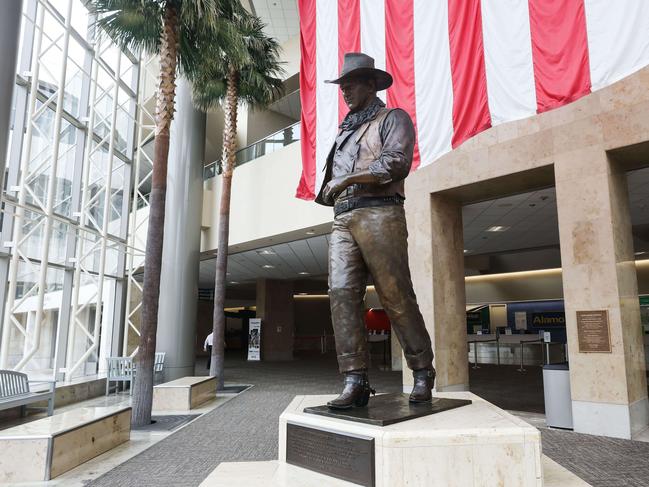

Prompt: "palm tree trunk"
[132,5,179,427]
[210,67,239,388]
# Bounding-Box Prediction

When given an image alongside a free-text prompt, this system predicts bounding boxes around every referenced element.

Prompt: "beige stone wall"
[201,142,333,252]
[405,65,649,436]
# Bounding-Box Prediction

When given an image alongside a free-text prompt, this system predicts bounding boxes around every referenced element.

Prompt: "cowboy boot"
[327,370,375,409]
[409,367,436,403]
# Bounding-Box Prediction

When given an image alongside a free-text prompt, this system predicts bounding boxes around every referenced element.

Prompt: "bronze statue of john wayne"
[315,52,436,409]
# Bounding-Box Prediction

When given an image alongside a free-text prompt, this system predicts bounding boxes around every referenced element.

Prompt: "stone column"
[256,279,294,361]
[156,78,205,381]
[390,337,403,372]
[404,191,468,392]
[555,148,648,439]
[0,0,22,190]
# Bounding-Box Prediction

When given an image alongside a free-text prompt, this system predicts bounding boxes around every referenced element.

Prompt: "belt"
[334,195,405,217]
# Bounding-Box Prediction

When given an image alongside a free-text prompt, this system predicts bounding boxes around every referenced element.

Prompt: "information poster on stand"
[247,318,262,361]
[515,312,527,330]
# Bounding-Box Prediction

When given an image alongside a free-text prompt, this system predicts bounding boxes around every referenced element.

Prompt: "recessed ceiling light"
[298,292,308,295]
[262,264,275,269]
[229,281,239,284]
[298,271,310,275]
[635,251,646,256]
[306,230,315,235]
[257,249,275,255]
[486,226,509,232]
[463,250,469,253]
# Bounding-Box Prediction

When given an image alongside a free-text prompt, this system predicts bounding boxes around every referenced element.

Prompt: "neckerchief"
[339,97,385,132]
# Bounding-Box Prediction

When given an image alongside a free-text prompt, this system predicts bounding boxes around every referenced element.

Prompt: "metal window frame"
[0,1,139,381]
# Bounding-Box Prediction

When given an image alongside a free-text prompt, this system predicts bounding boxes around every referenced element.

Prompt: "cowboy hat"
[325,52,393,91]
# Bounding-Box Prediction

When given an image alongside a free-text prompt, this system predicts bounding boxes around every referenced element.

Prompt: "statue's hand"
[323,176,349,204]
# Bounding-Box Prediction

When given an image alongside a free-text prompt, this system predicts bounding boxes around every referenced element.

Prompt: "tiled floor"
[2,353,648,486]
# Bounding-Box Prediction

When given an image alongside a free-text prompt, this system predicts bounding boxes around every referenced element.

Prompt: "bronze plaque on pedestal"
[286,422,374,486]
[577,310,611,353]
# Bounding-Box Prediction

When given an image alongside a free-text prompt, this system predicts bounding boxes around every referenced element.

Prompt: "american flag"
[295,0,649,200]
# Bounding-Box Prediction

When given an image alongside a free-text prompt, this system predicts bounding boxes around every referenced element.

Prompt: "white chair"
[106,353,166,395]
[105,357,134,395]
[154,352,166,384]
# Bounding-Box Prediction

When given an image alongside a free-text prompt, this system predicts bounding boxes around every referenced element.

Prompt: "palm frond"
[189,9,285,110]
[88,0,162,53]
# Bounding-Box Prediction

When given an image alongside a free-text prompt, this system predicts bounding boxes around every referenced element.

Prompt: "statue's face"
[340,76,376,113]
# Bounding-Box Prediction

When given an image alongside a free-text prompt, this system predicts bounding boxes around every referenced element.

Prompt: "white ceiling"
[627,166,649,226]
[462,187,559,256]
[249,0,300,44]
[199,234,329,287]
[199,166,649,288]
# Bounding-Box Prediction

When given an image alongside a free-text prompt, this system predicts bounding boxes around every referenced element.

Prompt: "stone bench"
[0,405,131,482]
[152,376,217,411]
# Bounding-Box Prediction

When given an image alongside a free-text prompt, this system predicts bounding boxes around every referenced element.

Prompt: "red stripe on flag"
[447,0,491,148]
[528,0,591,113]
[338,0,361,123]
[296,0,317,200]
[385,0,421,170]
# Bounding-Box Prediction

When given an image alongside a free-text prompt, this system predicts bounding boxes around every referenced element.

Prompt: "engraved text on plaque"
[577,310,611,353]
[285,422,374,486]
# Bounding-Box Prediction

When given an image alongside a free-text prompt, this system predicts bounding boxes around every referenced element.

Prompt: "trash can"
[542,362,573,429]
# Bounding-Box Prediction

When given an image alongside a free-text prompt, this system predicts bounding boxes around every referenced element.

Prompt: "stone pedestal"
[152,376,217,411]
[0,406,131,481]
[201,392,545,487]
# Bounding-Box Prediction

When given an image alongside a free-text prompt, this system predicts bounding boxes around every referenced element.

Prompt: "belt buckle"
[338,199,350,213]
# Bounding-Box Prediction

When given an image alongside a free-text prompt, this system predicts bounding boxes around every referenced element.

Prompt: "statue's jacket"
[315,106,416,207]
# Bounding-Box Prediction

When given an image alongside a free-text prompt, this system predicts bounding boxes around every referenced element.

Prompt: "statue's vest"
[316,107,408,206]
[344,107,406,200]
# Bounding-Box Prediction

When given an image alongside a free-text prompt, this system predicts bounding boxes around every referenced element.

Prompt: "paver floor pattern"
[542,428,649,487]
[87,353,649,487]
[88,353,401,487]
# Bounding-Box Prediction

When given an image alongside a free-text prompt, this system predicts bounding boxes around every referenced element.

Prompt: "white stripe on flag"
[413,0,453,167]
[315,0,338,195]
[585,0,649,91]
[481,0,537,125]
[360,0,386,103]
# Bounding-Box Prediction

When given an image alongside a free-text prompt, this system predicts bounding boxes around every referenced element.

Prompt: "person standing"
[316,52,435,410]
[203,331,213,370]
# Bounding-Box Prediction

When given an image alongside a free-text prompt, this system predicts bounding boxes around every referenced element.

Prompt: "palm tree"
[191,14,284,389]
[88,0,246,426]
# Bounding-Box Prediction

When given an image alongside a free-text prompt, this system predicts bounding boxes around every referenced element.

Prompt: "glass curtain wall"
[0,0,140,381]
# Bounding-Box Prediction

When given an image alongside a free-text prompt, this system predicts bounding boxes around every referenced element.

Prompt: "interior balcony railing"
[203,121,301,180]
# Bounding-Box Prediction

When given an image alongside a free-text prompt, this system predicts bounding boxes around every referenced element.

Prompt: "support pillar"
[0,0,22,189]
[156,78,205,381]
[256,279,294,361]
[390,337,403,372]
[555,148,648,439]
[404,192,468,392]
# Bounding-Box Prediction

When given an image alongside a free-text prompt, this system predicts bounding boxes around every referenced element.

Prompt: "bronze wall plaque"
[577,310,611,353]
[285,422,374,487]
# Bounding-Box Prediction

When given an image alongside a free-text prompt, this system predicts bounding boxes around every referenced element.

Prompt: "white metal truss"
[64,30,122,380]
[0,1,73,370]
[123,54,156,357]
[0,1,139,377]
